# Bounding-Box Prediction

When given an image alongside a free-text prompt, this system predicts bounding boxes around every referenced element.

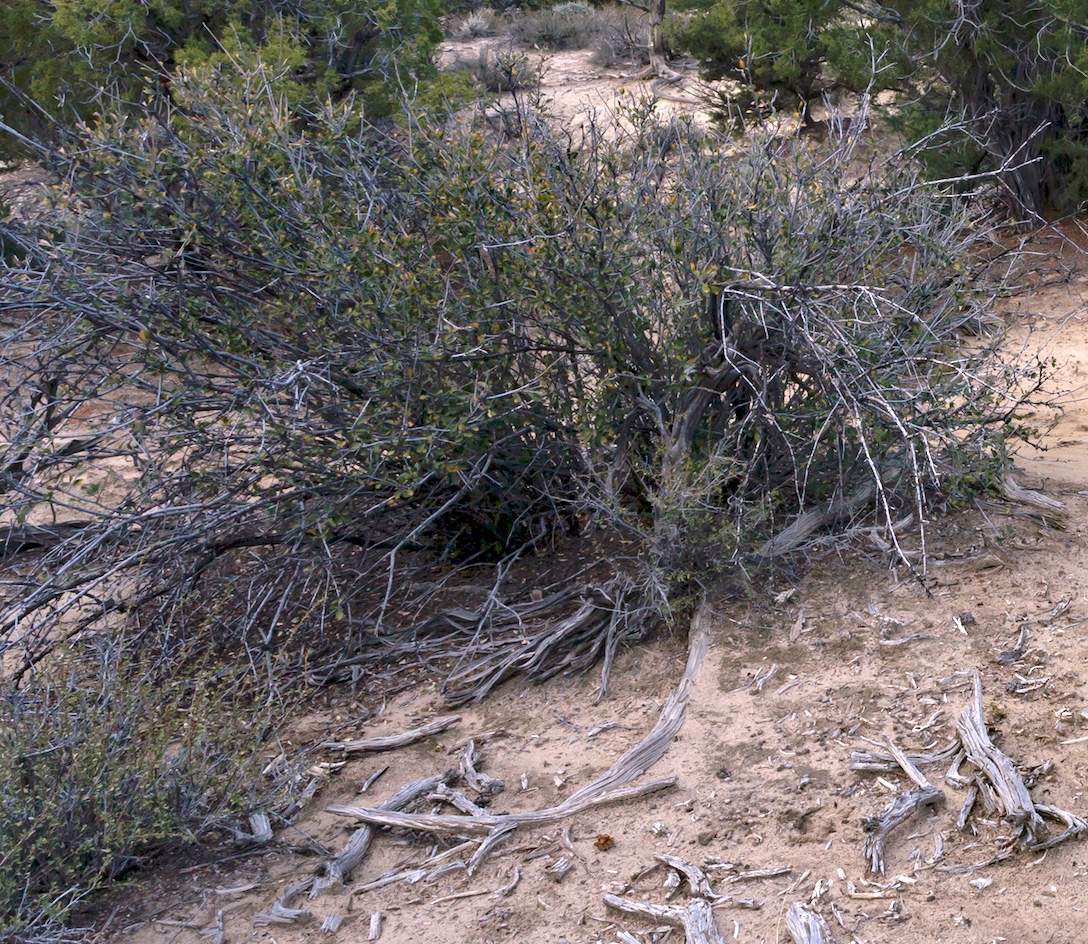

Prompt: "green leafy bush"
[0,73,1047,936]
[0,651,270,930]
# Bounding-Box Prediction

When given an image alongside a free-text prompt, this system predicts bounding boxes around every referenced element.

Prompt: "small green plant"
[451,46,539,91]
[509,1,601,48]
[0,646,276,931]
[454,7,503,37]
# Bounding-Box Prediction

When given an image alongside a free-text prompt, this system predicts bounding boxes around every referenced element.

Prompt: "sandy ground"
[102,254,1088,944]
[12,45,1088,944]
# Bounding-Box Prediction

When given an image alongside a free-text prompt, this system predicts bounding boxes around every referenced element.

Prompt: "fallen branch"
[329,601,710,836]
[850,740,960,775]
[655,854,719,900]
[785,903,834,944]
[605,895,726,944]
[758,483,876,558]
[1002,476,1066,528]
[458,739,505,797]
[323,715,461,754]
[863,784,943,875]
[327,776,678,836]
[955,671,1042,844]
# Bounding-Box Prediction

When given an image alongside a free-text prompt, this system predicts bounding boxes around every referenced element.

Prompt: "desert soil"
[13,47,1088,944]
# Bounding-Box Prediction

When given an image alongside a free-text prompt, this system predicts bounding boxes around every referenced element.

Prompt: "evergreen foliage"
[668,0,1088,216]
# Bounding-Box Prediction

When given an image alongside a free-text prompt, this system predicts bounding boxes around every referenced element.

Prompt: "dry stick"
[605,895,726,944]
[252,767,460,925]
[323,715,461,754]
[849,739,960,775]
[327,777,679,836]
[467,822,517,877]
[328,601,712,835]
[655,854,720,900]
[785,903,834,944]
[862,735,944,875]
[430,784,488,817]
[757,482,876,557]
[308,769,457,899]
[883,735,938,789]
[957,785,979,833]
[955,671,1042,844]
[1002,476,1066,524]
[458,738,505,796]
[352,841,478,894]
[1030,804,1088,851]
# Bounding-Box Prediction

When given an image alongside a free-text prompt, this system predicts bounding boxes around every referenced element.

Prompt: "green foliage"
[669,0,1088,214]
[0,75,1047,935]
[7,70,1038,608]
[0,651,268,928]
[0,0,446,153]
[666,0,845,110]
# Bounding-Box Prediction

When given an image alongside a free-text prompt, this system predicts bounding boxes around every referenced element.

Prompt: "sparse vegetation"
[0,3,1066,937]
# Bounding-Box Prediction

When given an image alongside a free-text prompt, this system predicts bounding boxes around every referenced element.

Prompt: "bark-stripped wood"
[955,671,1042,843]
[655,854,719,900]
[785,903,834,944]
[605,894,726,944]
[323,715,461,754]
[327,777,678,835]
[329,602,711,836]
[863,784,943,874]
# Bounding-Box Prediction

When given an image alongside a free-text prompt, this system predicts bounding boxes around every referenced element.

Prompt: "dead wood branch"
[253,894,312,928]
[306,769,456,900]
[1002,476,1066,527]
[604,894,726,944]
[655,854,719,899]
[467,823,517,877]
[758,483,876,557]
[323,716,461,754]
[849,740,960,774]
[863,784,943,875]
[883,736,936,789]
[562,599,712,805]
[955,671,1042,844]
[1029,804,1088,851]
[330,599,710,837]
[248,812,273,843]
[785,903,835,944]
[327,776,678,835]
[458,739,505,797]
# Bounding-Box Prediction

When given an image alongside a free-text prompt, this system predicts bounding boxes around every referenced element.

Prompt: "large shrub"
[0,72,1045,931]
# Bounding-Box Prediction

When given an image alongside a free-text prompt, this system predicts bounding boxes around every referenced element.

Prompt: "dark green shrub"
[668,0,1088,217]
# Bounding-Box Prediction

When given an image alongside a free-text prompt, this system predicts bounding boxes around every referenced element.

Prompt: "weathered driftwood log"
[458,738,505,796]
[955,671,1042,844]
[308,769,458,899]
[1030,804,1088,852]
[323,715,461,754]
[785,903,834,944]
[605,895,726,944]
[849,740,959,775]
[1002,476,1066,527]
[757,483,876,557]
